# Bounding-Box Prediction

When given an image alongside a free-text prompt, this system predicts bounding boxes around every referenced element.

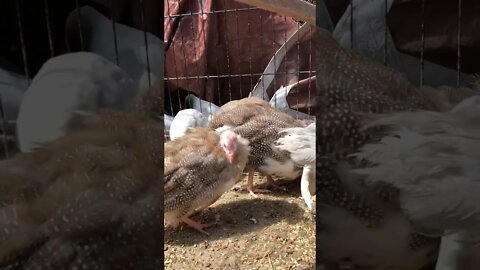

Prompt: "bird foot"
[302,196,314,211]
[181,217,217,235]
[247,186,272,198]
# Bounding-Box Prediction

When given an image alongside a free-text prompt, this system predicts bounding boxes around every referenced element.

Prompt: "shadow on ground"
[164,174,315,270]
[166,196,305,245]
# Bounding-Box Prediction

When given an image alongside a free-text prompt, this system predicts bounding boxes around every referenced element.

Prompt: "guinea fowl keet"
[208,97,305,197]
[0,79,165,270]
[353,95,480,270]
[164,127,250,235]
[315,26,449,269]
[169,108,208,141]
[275,123,316,210]
[185,94,220,120]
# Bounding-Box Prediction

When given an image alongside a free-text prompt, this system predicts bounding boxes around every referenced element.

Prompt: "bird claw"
[181,217,217,235]
[304,198,313,211]
[247,187,272,198]
[246,179,287,197]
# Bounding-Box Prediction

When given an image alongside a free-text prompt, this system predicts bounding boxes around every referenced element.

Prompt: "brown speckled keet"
[0,82,165,270]
[0,111,164,270]
[164,127,250,234]
[208,97,306,196]
[315,26,438,226]
[315,27,446,269]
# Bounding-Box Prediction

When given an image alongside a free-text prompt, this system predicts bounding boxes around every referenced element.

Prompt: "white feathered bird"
[164,114,174,131]
[275,122,316,210]
[269,85,315,121]
[169,109,208,141]
[164,114,174,140]
[185,94,220,120]
[353,95,480,270]
[16,52,136,153]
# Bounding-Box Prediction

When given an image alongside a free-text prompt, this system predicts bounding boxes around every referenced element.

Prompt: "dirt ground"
[164,173,316,270]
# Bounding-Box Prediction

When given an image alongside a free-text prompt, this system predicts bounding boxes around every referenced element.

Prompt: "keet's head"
[220,130,238,164]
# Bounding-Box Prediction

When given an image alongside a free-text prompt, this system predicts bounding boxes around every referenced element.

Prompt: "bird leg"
[181,216,216,235]
[247,169,271,198]
[300,166,314,211]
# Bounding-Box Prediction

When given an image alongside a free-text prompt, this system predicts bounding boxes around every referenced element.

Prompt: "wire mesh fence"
[331,0,468,87]
[164,0,316,141]
[0,0,160,159]
[316,1,478,269]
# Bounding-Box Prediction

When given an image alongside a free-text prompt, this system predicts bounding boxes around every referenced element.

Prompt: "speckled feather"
[208,97,275,130]
[164,128,228,212]
[354,96,480,232]
[0,90,164,269]
[275,126,315,166]
[208,97,304,177]
[315,27,443,268]
[315,26,454,226]
[164,127,250,227]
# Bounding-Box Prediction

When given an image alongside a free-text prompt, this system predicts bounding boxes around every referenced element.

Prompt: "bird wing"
[228,112,299,165]
[0,109,165,268]
[164,129,230,212]
[208,97,273,129]
[354,116,480,230]
[315,27,426,108]
[275,127,315,165]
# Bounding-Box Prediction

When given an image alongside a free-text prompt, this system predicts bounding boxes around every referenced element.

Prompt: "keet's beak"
[228,153,235,164]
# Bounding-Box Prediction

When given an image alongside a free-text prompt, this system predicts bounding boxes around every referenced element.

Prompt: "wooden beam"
[235,0,316,25]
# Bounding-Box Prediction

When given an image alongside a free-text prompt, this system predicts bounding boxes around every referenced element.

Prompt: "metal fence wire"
[2,0,470,154]
[163,0,316,141]
[342,0,464,87]
[1,0,159,159]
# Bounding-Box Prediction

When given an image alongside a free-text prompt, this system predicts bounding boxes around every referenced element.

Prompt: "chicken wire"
[0,0,158,159]
[316,0,470,268]
[163,0,316,141]
[336,0,464,86]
